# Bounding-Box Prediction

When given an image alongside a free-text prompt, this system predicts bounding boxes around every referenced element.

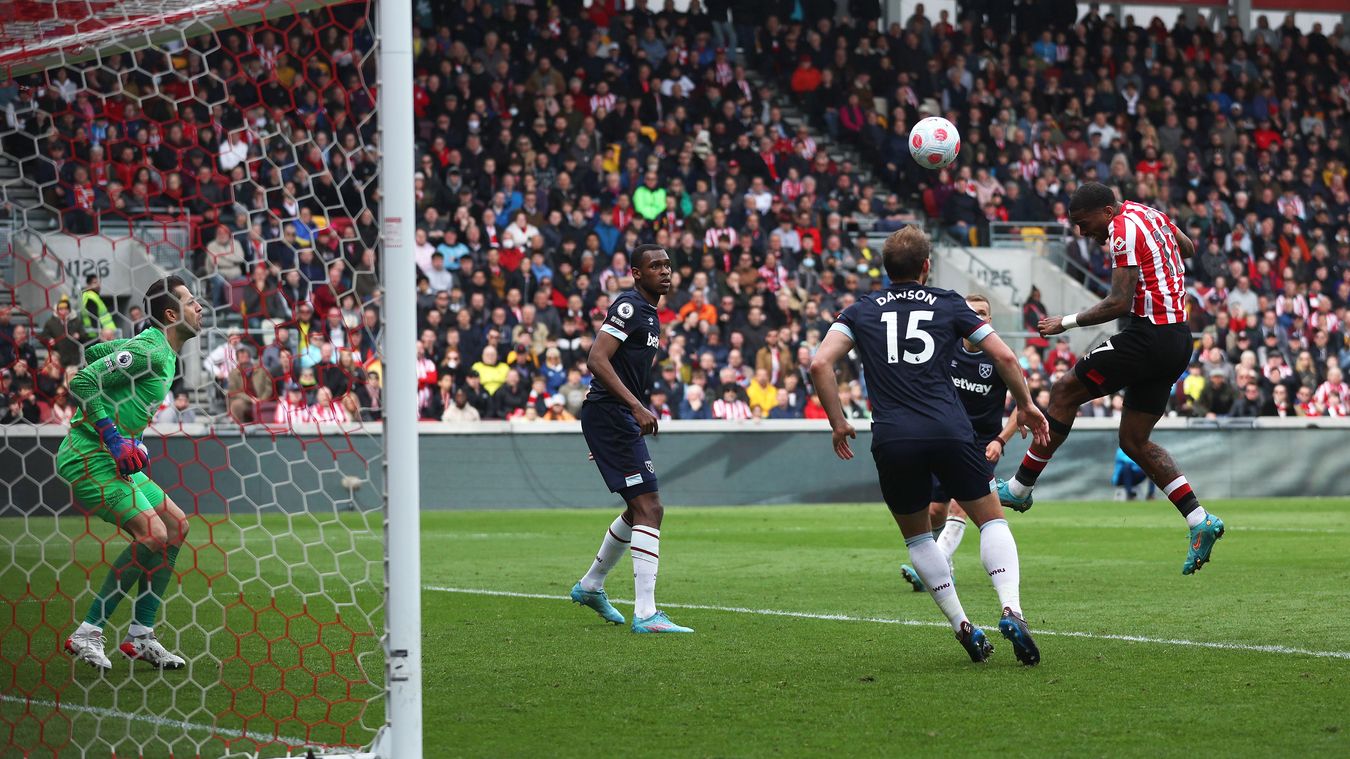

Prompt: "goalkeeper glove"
[94,418,148,477]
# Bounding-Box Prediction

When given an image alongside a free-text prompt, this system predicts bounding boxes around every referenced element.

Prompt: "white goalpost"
[374,0,422,755]
[0,0,422,756]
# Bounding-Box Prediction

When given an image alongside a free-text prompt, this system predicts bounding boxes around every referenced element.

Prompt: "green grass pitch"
[3,499,1349,757]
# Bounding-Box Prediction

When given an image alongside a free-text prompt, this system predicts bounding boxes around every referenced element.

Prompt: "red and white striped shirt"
[309,401,350,424]
[275,399,310,426]
[1107,200,1188,325]
[1313,381,1350,416]
[589,92,617,114]
[713,398,754,420]
[704,225,737,250]
[1275,292,1310,322]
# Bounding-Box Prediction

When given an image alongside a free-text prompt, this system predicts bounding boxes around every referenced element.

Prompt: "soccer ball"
[909,116,961,169]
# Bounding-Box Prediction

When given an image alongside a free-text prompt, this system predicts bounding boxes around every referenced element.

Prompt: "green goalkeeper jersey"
[66,327,178,449]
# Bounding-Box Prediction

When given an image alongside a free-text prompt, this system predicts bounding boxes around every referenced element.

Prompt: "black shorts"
[580,401,658,498]
[929,434,998,504]
[873,438,994,516]
[1073,317,1192,416]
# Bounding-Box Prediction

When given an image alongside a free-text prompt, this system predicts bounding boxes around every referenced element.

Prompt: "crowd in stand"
[2,1,1349,426]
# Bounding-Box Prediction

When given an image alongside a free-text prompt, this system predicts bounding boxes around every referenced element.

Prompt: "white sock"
[935,516,966,560]
[1184,507,1209,529]
[76,621,101,635]
[631,525,660,620]
[128,622,153,638]
[905,533,968,632]
[1007,478,1032,498]
[580,514,632,591]
[979,519,1022,618]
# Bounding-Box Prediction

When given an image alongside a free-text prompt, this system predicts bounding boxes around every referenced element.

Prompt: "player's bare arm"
[808,329,856,460]
[588,329,659,435]
[972,331,1049,447]
[1039,266,1139,335]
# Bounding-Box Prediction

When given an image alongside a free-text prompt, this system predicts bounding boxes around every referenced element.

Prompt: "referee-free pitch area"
[427,499,1347,758]
[3,499,1347,757]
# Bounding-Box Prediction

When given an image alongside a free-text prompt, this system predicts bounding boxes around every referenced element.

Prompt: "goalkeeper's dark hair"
[145,275,189,326]
[1069,181,1118,213]
[631,243,667,269]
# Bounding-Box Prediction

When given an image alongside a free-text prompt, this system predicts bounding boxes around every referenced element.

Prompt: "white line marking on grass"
[0,693,319,748]
[425,586,1350,661]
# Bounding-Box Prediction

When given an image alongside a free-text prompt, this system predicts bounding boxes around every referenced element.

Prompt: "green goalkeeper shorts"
[56,436,165,525]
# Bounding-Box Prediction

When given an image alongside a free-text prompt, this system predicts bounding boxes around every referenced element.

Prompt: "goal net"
[0,1,402,756]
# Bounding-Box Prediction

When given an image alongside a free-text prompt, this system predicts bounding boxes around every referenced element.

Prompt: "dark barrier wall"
[3,420,1347,514]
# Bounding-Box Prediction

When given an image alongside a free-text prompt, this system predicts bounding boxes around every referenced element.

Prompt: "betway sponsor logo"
[952,376,993,395]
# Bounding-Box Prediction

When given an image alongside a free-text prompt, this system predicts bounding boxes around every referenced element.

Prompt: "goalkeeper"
[62,276,201,671]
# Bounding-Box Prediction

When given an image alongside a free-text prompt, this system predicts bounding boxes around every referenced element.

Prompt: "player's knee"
[139,521,169,553]
[629,495,663,524]
[1118,433,1147,461]
[927,501,948,522]
[172,513,190,544]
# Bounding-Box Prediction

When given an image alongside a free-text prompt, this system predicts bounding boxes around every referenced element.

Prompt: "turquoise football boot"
[900,564,926,592]
[631,611,694,634]
[570,582,625,625]
[995,478,1034,512]
[1182,514,1225,575]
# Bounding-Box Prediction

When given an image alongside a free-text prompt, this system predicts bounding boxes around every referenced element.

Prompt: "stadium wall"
[3,419,1347,515]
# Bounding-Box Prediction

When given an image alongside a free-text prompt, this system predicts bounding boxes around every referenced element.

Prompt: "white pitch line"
[0,693,321,749]
[425,586,1350,661]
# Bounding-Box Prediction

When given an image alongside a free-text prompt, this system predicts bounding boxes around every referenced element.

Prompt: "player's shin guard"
[1162,476,1207,527]
[132,544,180,629]
[83,542,157,628]
[580,514,632,591]
[905,533,968,632]
[979,519,1022,618]
[630,525,660,620]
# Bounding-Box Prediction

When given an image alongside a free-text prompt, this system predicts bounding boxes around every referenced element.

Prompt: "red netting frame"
[0,1,386,756]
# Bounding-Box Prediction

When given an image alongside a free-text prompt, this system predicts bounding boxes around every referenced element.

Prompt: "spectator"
[678,383,712,420]
[4,324,40,371]
[491,369,529,420]
[40,297,85,368]
[2,385,40,425]
[1112,448,1155,501]
[227,347,274,424]
[713,383,753,420]
[746,368,776,418]
[632,171,667,222]
[1313,367,1350,416]
[155,392,198,425]
[242,265,291,329]
[1195,369,1237,418]
[1230,383,1264,418]
[557,368,589,417]
[80,275,115,336]
[442,387,481,423]
[204,223,248,307]
[542,394,575,422]
[1022,287,1049,355]
[308,386,349,424]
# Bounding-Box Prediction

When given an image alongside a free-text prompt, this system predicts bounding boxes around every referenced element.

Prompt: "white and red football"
[908,116,961,170]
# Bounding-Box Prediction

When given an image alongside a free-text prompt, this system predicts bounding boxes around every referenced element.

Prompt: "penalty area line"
[424,585,1350,661]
